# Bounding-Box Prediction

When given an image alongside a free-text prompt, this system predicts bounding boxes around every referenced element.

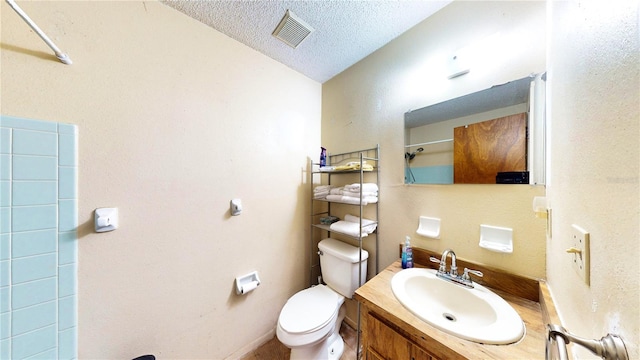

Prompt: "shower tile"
[12,181,57,206]
[11,254,56,285]
[0,208,9,234]
[11,324,56,359]
[57,123,76,135]
[12,156,57,181]
[0,338,8,359]
[0,181,9,207]
[0,128,10,154]
[58,134,76,167]
[3,117,78,358]
[12,205,57,232]
[0,312,9,339]
[12,229,56,258]
[58,264,76,297]
[12,278,56,310]
[0,234,8,260]
[0,286,8,313]
[0,155,9,180]
[58,231,77,265]
[58,296,76,331]
[58,200,77,232]
[12,130,57,156]
[0,261,8,287]
[58,326,77,360]
[26,348,57,359]
[0,117,57,132]
[11,301,56,336]
[58,167,76,199]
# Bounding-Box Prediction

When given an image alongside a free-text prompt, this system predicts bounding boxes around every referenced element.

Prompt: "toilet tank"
[318,238,369,298]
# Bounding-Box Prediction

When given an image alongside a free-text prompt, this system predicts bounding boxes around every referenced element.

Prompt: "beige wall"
[547,1,639,358]
[1,1,320,358]
[322,1,548,282]
[325,0,639,358]
[3,0,637,359]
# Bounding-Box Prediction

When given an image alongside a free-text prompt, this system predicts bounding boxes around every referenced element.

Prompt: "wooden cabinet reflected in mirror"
[454,113,527,184]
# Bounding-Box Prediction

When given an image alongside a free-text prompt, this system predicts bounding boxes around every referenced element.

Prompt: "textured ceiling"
[161,1,452,83]
[405,76,535,129]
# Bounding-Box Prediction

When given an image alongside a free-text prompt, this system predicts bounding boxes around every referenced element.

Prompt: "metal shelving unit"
[308,144,380,360]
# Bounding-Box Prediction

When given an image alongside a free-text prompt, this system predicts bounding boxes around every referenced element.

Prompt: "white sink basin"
[391,268,525,344]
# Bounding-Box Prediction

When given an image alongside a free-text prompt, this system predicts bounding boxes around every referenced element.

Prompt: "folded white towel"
[344,214,377,233]
[330,221,367,237]
[325,194,367,205]
[363,196,378,204]
[344,183,378,192]
[329,215,377,237]
[342,190,378,198]
[329,187,344,195]
[314,192,329,199]
[314,185,333,193]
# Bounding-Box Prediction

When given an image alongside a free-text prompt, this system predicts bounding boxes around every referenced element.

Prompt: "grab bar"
[546,324,629,360]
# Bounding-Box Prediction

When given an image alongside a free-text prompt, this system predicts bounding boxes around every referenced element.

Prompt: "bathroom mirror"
[404,73,546,185]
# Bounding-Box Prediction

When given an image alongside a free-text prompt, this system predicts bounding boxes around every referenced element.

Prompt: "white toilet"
[277,238,369,360]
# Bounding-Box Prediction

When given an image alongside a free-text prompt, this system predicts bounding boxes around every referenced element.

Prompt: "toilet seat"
[279,285,342,334]
[277,285,345,349]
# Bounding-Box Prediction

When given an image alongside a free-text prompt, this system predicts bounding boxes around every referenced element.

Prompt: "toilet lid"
[279,285,342,334]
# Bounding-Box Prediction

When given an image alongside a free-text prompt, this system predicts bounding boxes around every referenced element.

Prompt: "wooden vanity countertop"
[355,257,558,359]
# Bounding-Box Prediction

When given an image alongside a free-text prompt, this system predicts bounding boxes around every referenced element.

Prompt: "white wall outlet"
[568,224,590,285]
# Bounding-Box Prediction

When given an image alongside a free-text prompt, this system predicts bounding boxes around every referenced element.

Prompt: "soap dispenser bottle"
[402,236,414,269]
[320,147,327,167]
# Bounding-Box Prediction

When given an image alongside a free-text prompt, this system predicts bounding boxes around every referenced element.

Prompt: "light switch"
[567,224,590,285]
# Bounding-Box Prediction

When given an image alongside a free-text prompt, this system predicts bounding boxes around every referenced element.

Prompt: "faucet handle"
[462,268,483,281]
[430,257,447,273]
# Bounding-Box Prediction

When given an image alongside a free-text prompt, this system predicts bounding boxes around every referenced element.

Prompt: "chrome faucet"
[430,249,483,288]
[439,249,458,276]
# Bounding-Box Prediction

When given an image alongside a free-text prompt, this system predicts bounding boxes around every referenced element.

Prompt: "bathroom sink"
[391,268,524,344]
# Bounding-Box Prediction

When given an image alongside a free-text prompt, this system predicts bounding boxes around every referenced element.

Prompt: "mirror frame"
[404,73,546,185]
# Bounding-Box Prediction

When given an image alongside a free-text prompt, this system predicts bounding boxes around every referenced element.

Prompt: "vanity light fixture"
[272,10,314,48]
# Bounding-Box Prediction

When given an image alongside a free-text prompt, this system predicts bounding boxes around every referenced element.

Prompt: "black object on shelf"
[496,171,529,184]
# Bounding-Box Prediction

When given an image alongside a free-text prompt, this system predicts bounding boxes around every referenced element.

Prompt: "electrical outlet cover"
[571,224,590,285]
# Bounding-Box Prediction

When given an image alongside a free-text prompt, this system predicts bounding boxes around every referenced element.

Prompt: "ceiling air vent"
[272,10,314,48]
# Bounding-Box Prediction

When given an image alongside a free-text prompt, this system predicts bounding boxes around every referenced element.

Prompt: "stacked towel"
[323,183,379,204]
[333,161,374,172]
[313,185,333,199]
[342,190,378,198]
[329,214,378,237]
[344,183,379,193]
[315,183,379,204]
[326,194,365,205]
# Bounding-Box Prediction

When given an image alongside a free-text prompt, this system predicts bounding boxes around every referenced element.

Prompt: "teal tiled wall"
[406,165,454,184]
[0,116,78,360]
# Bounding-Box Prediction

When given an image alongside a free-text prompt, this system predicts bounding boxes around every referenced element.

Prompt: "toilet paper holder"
[235,271,261,295]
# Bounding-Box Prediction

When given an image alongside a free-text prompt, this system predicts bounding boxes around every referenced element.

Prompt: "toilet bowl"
[277,285,346,360]
[277,238,368,360]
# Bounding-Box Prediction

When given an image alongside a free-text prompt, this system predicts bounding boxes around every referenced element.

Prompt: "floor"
[240,322,358,360]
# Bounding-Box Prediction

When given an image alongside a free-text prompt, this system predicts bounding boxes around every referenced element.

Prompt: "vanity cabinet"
[365,312,439,360]
[355,250,559,360]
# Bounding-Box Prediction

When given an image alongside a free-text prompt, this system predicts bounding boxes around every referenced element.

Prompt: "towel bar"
[546,324,629,360]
